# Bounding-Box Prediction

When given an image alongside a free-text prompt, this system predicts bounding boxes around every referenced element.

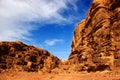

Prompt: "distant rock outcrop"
[0,41,60,73]
[69,0,120,72]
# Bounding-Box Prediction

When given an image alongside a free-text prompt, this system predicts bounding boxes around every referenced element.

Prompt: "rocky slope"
[69,0,120,72]
[0,41,60,73]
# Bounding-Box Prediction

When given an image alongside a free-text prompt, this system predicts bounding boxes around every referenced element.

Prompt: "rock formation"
[0,41,60,73]
[69,0,120,72]
[1,0,120,74]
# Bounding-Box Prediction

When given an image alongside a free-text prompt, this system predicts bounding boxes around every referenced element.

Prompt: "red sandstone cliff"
[69,0,120,72]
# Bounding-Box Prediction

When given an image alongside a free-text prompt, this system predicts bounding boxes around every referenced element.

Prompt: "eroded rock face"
[0,41,60,73]
[69,0,120,72]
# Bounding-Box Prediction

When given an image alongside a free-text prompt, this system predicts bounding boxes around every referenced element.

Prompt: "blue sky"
[0,0,92,59]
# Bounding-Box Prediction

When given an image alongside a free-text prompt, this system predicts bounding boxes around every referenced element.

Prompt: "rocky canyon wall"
[69,0,120,72]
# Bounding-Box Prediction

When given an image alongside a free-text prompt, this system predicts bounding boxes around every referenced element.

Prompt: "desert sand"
[1,71,120,80]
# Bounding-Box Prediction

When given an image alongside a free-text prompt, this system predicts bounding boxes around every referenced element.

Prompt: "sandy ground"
[0,71,120,80]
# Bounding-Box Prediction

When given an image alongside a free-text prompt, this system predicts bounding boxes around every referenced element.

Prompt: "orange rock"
[69,0,120,72]
[0,41,60,73]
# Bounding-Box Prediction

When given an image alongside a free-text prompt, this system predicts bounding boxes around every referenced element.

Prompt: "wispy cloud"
[44,39,64,46]
[0,0,78,41]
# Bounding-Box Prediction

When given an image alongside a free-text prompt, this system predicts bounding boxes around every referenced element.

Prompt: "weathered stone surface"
[69,0,120,72]
[0,41,60,73]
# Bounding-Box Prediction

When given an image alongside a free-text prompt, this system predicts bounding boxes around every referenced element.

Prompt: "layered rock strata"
[69,0,120,72]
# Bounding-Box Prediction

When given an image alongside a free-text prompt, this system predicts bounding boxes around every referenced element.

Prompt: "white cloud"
[0,0,78,41]
[44,39,64,46]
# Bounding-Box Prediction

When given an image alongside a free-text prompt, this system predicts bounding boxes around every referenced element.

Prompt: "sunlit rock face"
[69,0,120,72]
[0,41,60,73]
